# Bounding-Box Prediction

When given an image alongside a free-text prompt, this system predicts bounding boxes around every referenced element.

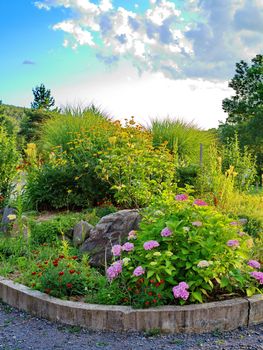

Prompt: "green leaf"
[192,291,203,303]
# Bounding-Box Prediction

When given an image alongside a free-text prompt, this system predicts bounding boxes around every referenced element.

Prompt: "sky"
[0,0,262,129]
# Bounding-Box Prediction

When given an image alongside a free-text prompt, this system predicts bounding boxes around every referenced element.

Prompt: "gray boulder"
[73,220,94,247]
[80,209,141,266]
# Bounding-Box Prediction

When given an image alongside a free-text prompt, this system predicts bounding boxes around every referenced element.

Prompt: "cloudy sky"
[1,0,262,128]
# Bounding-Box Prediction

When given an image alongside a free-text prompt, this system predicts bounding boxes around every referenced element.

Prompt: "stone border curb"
[0,277,262,333]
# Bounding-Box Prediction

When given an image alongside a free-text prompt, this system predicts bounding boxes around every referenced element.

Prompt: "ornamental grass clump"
[107,193,262,308]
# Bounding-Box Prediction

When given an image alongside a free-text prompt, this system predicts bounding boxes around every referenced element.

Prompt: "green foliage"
[222,134,257,191]
[28,211,101,245]
[31,84,55,111]
[222,54,263,123]
[109,195,261,307]
[0,126,19,205]
[19,109,56,143]
[97,119,177,208]
[220,54,263,178]
[28,252,90,298]
[150,118,215,164]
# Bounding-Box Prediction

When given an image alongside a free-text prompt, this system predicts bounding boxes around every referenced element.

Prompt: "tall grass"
[39,108,113,154]
[150,118,216,165]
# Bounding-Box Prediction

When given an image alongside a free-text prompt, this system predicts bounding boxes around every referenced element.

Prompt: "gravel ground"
[0,301,262,350]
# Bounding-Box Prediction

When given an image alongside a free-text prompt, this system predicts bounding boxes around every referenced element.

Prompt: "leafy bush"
[0,126,19,206]
[97,119,177,208]
[106,194,262,307]
[28,211,101,245]
[222,134,257,191]
[28,252,90,298]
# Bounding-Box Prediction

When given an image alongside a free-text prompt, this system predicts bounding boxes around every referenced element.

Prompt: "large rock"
[73,220,94,247]
[80,209,141,266]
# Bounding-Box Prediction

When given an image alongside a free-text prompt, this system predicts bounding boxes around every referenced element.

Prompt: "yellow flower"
[67,189,72,194]
[7,214,16,221]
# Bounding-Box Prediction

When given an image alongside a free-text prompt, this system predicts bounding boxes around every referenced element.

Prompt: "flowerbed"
[0,193,262,309]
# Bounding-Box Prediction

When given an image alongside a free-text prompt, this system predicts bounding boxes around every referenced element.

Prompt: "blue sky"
[1,0,262,128]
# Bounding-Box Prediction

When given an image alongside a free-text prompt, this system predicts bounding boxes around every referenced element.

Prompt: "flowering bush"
[28,253,90,298]
[106,193,262,307]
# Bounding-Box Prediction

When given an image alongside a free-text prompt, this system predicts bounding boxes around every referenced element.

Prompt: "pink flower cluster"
[175,194,188,201]
[133,266,145,277]
[161,227,172,237]
[193,199,208,206]
[248,260,261,269]
[128,230,137,240]
[172,282,189,301]
[250,271,263,284]
[112,244,122,256]
[227,239,239,247]
[106,260,123,281]
[111,242,134,256]
[143,240,160,250]
[122,242,134,252]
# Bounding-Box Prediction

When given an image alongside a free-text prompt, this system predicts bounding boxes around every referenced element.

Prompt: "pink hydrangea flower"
[193,199,208,206]
[172,282,190,301]
[175,194,188,201]
[227,239,240,247]
[161,227,172,237]
[248,260,261,269]
[143,240,160,250]
[122,242,134,252]
[128,230,137,240]
[250,271,263,284]
[192,221,202,227]
[111,244,122,256]
[133,266,145,277]
[106,260,123,281]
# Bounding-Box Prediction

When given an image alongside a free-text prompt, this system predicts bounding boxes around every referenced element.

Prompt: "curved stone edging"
[0,277,262,333]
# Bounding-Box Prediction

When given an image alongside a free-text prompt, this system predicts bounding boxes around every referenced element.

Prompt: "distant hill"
[0,103,29,121]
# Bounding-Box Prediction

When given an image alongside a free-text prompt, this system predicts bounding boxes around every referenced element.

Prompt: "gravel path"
[0,301,262,350]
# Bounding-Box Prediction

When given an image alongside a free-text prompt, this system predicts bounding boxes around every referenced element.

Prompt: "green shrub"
[106,194,262,308]
[0,126,19,206]
[96,119,177,208]
[222,134,257,191]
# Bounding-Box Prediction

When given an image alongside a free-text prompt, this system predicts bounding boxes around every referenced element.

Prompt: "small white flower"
[183,226,190,232]
[197,260,212,268]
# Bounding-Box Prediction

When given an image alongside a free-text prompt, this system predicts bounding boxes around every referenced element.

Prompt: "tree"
[219,54,263,182]
[222,54,263,124]
[31,84,55,110]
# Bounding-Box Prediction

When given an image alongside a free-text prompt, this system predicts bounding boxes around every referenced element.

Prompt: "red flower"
[59,271,64,276]
[53,262,58,267]
[150,279,155,284]
[44,261,49,265]
[66,283,73,289]
[157,293,162,299]
[155,282,160,287]
[59,255,65,259]
[72,256,78,260]
[153,299,157,303]
[145,301,150,306]
[31,272,37,275]
[148,292,153,296]
[160,279,165,284]
[69,269,75,274]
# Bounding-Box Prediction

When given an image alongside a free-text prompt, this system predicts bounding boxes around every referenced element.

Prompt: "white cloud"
[35,0,263,80]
